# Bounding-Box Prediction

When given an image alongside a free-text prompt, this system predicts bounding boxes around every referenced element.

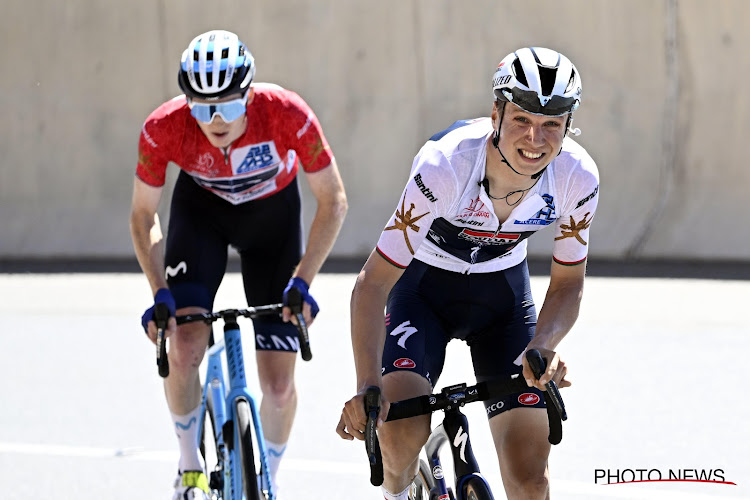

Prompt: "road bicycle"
[364,349,566,500]
[153,290,311,500]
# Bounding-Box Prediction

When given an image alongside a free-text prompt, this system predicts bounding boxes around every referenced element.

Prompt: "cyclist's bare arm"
[293,159,348,285]
[523,259,586,390]
[337,251,404,440]
[130,177,175,340]
[284,160,347,323]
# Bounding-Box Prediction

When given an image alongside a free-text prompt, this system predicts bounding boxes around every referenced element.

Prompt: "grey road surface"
[0,273,747,499]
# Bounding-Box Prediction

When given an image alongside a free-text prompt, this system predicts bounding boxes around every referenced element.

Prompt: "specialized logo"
[459,196,491,219]
[390,320,418,349]
[554,212,592,245]
[518,393,541,405]
[235,142,277,173]
[165,261,187,278]
[486,401,505,415]
[413,173,438,202]
[453,426,468,463]
[458,229,520,246]
[576,185,599,209]
[393,358,416,369]
[384,191,429,255]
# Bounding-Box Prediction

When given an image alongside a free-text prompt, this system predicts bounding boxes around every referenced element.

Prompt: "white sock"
[381,483,411,500]
[171,405,204,473]
[265,440,287,492]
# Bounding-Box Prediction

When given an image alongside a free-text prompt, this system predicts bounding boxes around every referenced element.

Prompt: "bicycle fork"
[424,408,493,500]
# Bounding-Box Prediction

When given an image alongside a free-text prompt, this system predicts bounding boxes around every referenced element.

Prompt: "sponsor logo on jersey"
[518,393,541,405]
[458,229,520,246]
[235,142,278,173]
[514,194,556,225]
[192,152,217,175]
[455,218,484,226]
[413,173,438,202]
[304,136,329,170]
[394,358,416,369]
[384,191,429,255]
[575,185,599,208]
[554,212,592,246]
[459,196,491,219]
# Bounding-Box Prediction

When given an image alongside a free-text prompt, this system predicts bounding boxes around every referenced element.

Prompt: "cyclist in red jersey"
[131,30,347,500]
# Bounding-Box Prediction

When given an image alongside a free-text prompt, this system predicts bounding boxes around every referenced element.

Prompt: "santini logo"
[413,173,438,202]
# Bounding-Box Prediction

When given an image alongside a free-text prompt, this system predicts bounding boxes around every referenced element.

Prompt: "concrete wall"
[2,0,749,261]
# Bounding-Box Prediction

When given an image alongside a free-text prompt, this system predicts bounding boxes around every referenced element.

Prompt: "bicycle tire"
[200,391,222,494]
[235,399,265,500]
[462,476,492,500]
[411,459,436,499]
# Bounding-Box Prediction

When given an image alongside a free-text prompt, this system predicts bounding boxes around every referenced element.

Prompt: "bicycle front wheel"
[411,459,436,500]
[235,399,265,500]
[462,476,492,500]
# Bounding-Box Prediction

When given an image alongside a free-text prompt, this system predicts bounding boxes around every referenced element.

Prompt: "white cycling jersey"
[376,118,600,274]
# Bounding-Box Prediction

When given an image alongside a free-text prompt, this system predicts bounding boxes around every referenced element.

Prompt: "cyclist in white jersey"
[337,47,599,500]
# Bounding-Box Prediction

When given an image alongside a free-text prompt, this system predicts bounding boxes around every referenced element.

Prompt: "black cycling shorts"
[382,258,546,419]
[164,170,303,352]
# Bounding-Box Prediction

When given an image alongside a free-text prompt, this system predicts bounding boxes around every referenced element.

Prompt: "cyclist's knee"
[260,376,296,408]
[169,322,209,372]
[503,471,549,499]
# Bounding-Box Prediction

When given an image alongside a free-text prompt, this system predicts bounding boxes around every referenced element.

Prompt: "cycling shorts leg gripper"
[253,317,300,352]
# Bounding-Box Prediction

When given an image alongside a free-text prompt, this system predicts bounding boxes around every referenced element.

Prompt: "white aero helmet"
[492,47,581,116]
[178,30,255,100]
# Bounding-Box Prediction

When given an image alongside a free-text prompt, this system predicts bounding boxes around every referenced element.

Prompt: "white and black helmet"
[492,47,581,116]
[178,30,255,100]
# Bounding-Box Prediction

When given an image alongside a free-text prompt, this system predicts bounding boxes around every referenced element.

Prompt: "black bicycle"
[364,349,567,500]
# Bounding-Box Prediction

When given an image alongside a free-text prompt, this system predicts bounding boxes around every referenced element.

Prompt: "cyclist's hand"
[522,346,570,391]
[282,276,319,326]
[141,288,178,345]
[336,389,390,441]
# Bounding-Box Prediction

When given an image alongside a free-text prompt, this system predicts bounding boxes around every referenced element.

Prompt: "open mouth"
[519,149,544,160]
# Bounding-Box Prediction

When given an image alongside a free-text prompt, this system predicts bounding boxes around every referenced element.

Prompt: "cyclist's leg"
[468,259,550,500]
[232,178,304,491]
[165,172,228,487]
[379,260,451,498]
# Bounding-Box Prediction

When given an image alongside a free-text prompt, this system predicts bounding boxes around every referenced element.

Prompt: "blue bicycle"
[364,349,566,500]
[154,293,311,500]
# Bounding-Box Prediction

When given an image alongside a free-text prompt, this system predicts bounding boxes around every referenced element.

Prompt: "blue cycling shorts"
[382,258,546,419]
[164,171,303,352]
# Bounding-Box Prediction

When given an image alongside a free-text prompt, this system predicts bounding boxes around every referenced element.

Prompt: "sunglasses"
[188,95,248,123]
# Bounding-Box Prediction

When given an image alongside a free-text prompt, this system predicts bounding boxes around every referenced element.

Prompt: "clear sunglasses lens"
[190,99,246,123]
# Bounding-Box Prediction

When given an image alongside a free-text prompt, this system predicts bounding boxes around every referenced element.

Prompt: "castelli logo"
[518,393,541,405]
[394,358,416,369]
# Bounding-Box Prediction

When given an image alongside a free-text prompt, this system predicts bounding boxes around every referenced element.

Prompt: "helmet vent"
[538,66,557,97]
[512,59,528,87]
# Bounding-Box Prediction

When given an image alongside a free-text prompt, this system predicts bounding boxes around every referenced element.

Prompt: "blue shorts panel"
[381,258,544,418]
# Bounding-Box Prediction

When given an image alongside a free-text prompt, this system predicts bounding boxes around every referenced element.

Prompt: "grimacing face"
[492,101,567,176]
[192,90,253,149]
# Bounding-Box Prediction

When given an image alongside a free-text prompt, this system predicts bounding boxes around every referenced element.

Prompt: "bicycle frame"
[423,406,493,500]
[196,316,274,500]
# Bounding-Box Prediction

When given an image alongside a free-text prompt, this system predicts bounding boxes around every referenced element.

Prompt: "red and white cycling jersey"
[136,83,333,204]
[376,118,600,273]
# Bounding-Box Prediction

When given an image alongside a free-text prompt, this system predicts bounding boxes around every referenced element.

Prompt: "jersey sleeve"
[551,156,600,266]
[279,90,333,173]
[375,146,458,269]
[135,113,172,187]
